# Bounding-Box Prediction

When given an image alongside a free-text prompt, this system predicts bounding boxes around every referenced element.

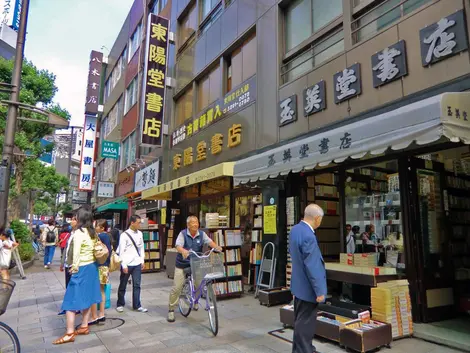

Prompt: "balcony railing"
[351,0,435,43]
[281,27,344,84]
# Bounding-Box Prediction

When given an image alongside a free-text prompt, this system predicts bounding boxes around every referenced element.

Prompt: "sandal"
[75,326,90,335]
[53,333,76,345]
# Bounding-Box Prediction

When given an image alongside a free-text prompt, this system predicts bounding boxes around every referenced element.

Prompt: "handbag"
[8,259,16,270]
[109,250,121,272]
[94,239,109,265]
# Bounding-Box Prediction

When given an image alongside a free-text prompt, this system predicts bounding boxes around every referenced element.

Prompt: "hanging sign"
[78,115,97,191]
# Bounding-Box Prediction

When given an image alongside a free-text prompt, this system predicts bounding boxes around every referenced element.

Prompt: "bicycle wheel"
[178,279,192,317]
[0,321,20,353]
[205,283,219,336]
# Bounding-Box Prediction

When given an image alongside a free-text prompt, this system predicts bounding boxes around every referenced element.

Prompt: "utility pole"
[0,0,31,227]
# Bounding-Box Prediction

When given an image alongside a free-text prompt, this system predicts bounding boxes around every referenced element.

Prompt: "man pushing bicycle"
[167,215,222,323]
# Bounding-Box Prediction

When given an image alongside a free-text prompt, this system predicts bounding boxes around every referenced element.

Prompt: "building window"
[124,77,138,113]
[152,0,168,14]
[226,33,256,92]
[104,78,112,103]
[198,65,221,111]
[201,0,220,19]
[282,29,344,83]
[175,88,193,126]
[352,0,432,43]
[178,4,197,48]
[106,96,123,136]
[285,0,342,52]
[128,22,142,62]
[121,132,136,169]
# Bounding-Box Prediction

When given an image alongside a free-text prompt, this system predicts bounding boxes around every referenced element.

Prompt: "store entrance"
[407,148,470,350]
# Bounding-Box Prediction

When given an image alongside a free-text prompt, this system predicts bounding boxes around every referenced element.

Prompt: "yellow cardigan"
[71,228,95,272]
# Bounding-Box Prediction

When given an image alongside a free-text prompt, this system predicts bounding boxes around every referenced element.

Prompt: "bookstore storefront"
[233,92,470,328]
[142,162,264,298]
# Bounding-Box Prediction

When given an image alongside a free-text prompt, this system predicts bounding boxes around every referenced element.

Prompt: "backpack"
[46,227,57,243]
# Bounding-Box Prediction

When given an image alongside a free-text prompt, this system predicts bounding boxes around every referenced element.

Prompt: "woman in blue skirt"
[53,207,101,345]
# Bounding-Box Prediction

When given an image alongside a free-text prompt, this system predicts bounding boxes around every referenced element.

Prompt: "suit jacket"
[289,221,327,303]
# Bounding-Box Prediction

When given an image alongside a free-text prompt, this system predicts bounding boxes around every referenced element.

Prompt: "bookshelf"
[304,174,341,258]
[248,195,263,290]
[166,208,180,251]
[141,228,161,273]
[286,196,300,288]
[206,228,244,299]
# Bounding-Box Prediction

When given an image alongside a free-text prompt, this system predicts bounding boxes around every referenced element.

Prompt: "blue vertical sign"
[11,0,20,31]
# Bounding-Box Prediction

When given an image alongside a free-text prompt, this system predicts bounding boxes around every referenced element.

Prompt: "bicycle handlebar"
[188,248,220,258]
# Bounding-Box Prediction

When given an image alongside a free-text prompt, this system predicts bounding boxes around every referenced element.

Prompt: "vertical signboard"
[141,14,169,147]
[1,0,21,30]
[85,50,104,116]
[78,115,97,191]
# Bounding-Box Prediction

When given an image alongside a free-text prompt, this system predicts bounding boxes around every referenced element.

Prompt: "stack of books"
[354,253,378,267]
[371,280,413,338]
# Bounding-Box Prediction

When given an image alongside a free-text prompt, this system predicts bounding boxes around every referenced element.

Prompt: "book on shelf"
[225,229,242,246]
[225,248,241,262]
[250,243,262,264]
[145,241,159,249]
[226,264,242,276]
[228,280,243,293]
[212,282,228,295]
[254,204,263,215]
[251,230,262,242]
[214,230,225,246]
[254,217,263,228]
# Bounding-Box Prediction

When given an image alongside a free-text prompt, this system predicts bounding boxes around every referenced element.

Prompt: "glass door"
[408,157,455,323]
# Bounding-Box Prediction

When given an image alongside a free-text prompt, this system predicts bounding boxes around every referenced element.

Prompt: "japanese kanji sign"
[85,50,104,115]
[135,160,160,192]
[171,76,256,147]
[333,63,361,104]
[279,95,297,127]
[97,182,115,198]
[371,40,408,88]
[141,14,169,147]
[303,80,326,117]
[419,10,468,67]
[78,115,97,191]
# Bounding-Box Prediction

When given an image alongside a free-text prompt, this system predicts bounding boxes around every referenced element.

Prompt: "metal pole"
[0,0,31,227]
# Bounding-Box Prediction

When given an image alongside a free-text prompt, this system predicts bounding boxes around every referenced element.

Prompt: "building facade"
[91,0,470,341]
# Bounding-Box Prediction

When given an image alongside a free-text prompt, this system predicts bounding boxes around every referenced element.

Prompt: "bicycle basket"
[0,279,15,316]
[190,252,225,283]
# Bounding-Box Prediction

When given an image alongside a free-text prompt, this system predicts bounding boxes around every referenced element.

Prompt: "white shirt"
[346,231,355,254]
[0,240,13,267]
[117,228,145,268]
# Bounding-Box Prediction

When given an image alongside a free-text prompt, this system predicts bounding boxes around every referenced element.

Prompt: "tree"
[0,57,71,220]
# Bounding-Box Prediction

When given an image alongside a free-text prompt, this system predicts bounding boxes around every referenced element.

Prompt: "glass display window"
[200,177,231,195]
[200,195,230,228]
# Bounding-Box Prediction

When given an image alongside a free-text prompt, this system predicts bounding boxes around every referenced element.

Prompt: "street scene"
[0,0,470,352]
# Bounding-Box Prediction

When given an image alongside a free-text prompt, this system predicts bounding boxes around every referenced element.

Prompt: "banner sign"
[78,115,97,191]
[97,181,115,198]
[135,160,160,192]
[72,191,88,205]
[101,140,119,159]
[141,14,169,147]
[85,50,104,115]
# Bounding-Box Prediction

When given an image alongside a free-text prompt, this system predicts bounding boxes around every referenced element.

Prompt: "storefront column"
[261,182,287,288]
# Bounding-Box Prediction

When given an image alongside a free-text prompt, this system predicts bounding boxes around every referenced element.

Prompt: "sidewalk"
[1,253,463,353]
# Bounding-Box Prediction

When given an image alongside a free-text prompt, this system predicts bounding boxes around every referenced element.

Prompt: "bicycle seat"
[183,267,191,278]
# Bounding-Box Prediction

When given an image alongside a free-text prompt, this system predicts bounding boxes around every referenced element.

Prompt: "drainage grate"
[76,318,125,332]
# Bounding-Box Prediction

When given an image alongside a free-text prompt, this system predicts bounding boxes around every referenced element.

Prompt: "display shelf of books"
[141,228,161,273]
[305,174,341,258]
[207,228,244,299]
[166,208,180,251]
[286,196,299,288]
[248,195,263,290]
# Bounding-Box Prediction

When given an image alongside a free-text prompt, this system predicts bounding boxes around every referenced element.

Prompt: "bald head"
[303,204,324,229]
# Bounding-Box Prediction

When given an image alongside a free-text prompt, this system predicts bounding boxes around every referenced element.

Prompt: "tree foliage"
[0,57,72,220]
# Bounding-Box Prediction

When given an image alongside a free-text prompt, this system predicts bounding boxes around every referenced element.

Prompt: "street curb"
[10,258,35,275]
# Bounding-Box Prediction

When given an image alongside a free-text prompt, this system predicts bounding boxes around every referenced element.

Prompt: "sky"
[25,0,135,127]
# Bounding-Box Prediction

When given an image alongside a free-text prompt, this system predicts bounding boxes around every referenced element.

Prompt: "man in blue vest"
[290,203,327,353]
[167,215,222,323]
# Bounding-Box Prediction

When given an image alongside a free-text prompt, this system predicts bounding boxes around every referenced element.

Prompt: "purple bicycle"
[178,248,225,336]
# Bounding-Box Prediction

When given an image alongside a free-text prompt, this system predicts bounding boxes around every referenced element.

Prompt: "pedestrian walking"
[90,219,112,324]
[0,227,19,281]
[41,218,58,269]
[116,215,147,313]
[53,208,101,345]
[59,224,72,261]
[289,204,327,353]
[58,215,79,316]
[110,224,121,251]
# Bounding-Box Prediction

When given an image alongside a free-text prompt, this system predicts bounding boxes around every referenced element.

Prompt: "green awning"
[96,199,128,213]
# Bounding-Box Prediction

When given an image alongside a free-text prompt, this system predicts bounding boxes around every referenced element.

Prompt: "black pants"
[65,269,71,288]
[292,297,318,353]
[117,265,142,309]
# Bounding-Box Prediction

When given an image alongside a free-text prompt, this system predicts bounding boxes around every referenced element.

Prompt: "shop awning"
[142,162,235,200]
[96,197,129,213]
[234,92,470,185]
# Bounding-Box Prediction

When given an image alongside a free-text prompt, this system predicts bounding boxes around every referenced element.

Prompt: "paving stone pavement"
[1,255,464,353]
